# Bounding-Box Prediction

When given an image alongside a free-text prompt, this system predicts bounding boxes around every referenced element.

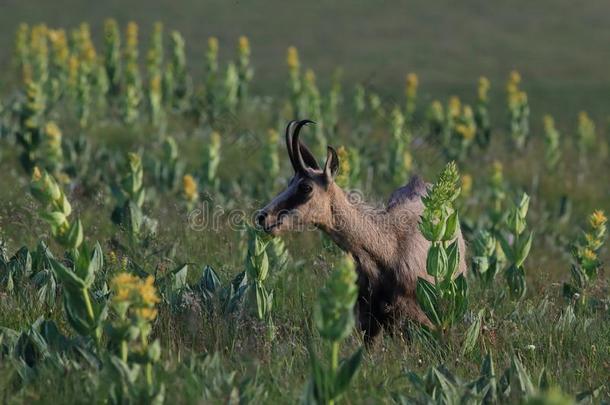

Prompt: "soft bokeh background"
[1,0,610,119]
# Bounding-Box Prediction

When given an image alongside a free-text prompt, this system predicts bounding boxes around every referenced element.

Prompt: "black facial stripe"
[276,188,312,213]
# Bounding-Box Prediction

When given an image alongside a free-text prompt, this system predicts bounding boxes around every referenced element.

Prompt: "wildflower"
[45,121,61,139]
[111,273,140,299]
[238,35,250,56]
[111,273,160,320]
[448,96,461,119]
[509,70,521,85]
[208,36,219,54]
[139,276,160,305]
[286,46,300,71]
[478,77,490,101]
[590,210,607,229]
[182,174,199,202]
[581,248,597,262]
[136,307,158,321]
[405,73,418,98]
[525,344,536,351]
[461,174,473,196]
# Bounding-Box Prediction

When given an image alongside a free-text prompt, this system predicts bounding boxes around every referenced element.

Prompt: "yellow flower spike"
[590,210,607,229]
[543,115,554,131]
[286,46,300,70]
[405,73,418,98]
[461,174,473,196]
[448,96,461,118]
[139,276,160,305]
[304,69,316,85]
[509,70,521,85]
[182,174,199,202]
[137,307,158,321]
[238,35,250,56]
[45,122,62,139]
[478,77,490,101]
[208,36,219,54]
[582,248,597,262]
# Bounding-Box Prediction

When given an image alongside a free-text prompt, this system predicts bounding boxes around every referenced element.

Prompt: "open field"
[0,2,609,404]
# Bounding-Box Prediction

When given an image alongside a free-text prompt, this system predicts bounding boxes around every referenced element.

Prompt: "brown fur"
[257,120,467,342]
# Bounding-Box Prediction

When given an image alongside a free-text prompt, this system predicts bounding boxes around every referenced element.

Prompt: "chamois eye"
[299,182,313,194]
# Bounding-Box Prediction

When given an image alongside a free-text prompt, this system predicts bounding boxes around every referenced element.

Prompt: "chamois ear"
[323,146,339,181]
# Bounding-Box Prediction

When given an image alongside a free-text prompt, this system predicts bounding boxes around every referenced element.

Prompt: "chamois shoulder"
[387,175,428,210]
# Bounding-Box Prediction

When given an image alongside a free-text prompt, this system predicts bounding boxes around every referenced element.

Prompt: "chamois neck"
[320,184,396,267]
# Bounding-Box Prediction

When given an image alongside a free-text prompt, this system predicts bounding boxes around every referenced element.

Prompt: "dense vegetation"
[0,14,608,404]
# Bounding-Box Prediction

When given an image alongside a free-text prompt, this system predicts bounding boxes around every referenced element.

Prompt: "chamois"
[257,119,467,342]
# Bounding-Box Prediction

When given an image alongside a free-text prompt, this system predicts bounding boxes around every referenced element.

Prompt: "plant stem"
[82,288,95,321]
[329,341,340,405]
[121,340,128,362]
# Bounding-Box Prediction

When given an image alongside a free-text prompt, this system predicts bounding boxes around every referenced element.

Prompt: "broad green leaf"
[514,231,533,267]
[446,240,460,280]
[49,257,86,290]
[426,244,447,279]
[462,309,483,355]
[334,348,363,397]
[415,278,440,326]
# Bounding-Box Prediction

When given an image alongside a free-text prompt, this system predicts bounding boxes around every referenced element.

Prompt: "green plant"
[106,272,162,397]
[499,193,533,300]
[236,36,253,105]
[388,106,412,186]
[244,227,274,337]
[304,256,363,405]
[30,168,107,346]
[474,76,491,148]
[563,210,607,308]
[111,153,157,243]
[506,70,530,150]
[416,161,467,336]
[543,114,561,170]
[201,131,221,191]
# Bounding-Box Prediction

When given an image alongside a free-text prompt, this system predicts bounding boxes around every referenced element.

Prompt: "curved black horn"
[284,120,298,171]
[291,119,315,173]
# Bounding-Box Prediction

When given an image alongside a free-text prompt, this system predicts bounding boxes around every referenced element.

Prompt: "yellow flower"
[286,46,300,71]
[111,272,140,303]
[461,174,473,195]
[478,77,490,101]
[448,96,461,118]
[45,122,62,140]
[126,21,138,48]
[590,210,607,229]
[136,307,158,321]
[582,248,597,262]
[543,115,554,131]
[456,124,475,141]
[139,276,160,305]
[150,74,161,93]
[305,69,316,85]
[111,273,159,308]
[182,174,199,202]
[405,73,418,98]
[509,70,521,85]
[238,35,250,56]
[208,36,219,54]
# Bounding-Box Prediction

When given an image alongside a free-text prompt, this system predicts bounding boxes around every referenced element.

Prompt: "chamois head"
[256,120,339,235]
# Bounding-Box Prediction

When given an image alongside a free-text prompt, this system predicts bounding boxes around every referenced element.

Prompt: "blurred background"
[1,0,609,120]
